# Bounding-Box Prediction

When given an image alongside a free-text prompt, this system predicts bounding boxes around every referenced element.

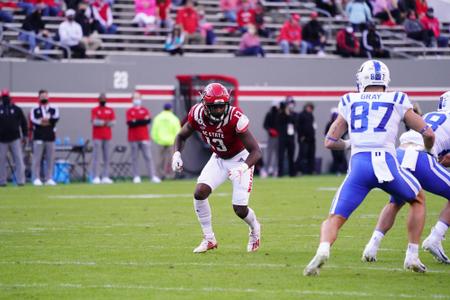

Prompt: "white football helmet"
[356,60,391,92]
[437,91,450,112]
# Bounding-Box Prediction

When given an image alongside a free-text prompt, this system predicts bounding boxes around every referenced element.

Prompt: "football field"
[1,176,449,299]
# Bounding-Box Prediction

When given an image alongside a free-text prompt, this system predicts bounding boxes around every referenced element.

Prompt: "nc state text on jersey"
[202,130,225,139]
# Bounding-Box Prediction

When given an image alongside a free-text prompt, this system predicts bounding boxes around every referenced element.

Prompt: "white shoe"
[133,176,141,184]
[193,238,218,253]
[92,177,101,184]
[422,235,450,264]
[151,176,161,183]
[101,177,113,184]
[33,178,43,186]
[362,243,378,262]
[247,222,261,252]
[404,255,427,273]
[45,179,57,186]
[303,251,329,276]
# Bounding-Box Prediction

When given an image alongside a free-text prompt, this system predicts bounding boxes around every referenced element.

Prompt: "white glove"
[172,151,183,172]
[228,163,249,182]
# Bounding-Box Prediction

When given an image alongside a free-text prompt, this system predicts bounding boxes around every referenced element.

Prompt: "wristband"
[326,135,338,142]
[419,125,430,135]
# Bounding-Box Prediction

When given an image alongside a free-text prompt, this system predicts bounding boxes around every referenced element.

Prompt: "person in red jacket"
[236,0,255,33]
[91,93,115,184]
[277,14,307,54]
[335,26,360,57]
[420,7,448,48]
[175,0,201,44]
[156,0,171,28]
[126,92,161,184]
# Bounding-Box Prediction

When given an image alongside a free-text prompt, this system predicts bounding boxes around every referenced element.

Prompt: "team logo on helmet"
[201,83,230,122]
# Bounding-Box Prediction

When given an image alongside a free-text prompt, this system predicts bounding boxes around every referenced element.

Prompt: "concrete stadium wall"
[0,57,449,176]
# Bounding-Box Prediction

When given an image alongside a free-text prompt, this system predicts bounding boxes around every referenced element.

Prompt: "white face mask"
[133,98,142,106]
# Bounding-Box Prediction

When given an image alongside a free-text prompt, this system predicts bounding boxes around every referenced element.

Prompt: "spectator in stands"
[345,0,372,32]
[126,92,161,184]
[176,0,201,44]
[324,107,347,175]
[156,0,171,28]
[277,14,306,54]
[236,24,265,57]
[17,0,35,15]
[133,0,157,34]
[0,89,28,187]
[296,102,316,175]
[415,0,428,17]
[302,12,327,56]
[254,2,270,38]
[262,100,279,177]
[150,102,181,180]
[19,3,53,53]
[398,0,416,16]
[88,0,118,34]
[276,97,296,177]
[75,2,102,51]
[58,9,86,58]
[420,7,449,48]
[30,89,59,186]
[336,25,360,57]
[361,22,390,58]
[372,0,403,25]
[198,9,216,45]
[90,93,116,184]
[404,10,433,46]
[220,0,238,22]
[65,0,82,10]
[236,0,256,33]
[0,2,16,22]
[316,0,337,17]
[164,25,185,55]
[41,0,63,17]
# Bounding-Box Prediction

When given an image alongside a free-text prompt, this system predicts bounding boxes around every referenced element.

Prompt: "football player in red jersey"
[172,82,262,253]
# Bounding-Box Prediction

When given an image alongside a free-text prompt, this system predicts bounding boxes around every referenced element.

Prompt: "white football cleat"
[33,178,43,186]
[404,255,427,273]
[133,176,141,184]
[92,177,101,184]
[422,236,450,264]
[193,238,218,253]
[101,177,114,184]
[247,223,261,252]
[303,251,329,276]
[151,176,161,183]
[45,179,57,186]
[362,243,378,262]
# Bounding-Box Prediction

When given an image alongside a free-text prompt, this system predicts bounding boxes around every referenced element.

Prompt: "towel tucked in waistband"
[371,151,394,183]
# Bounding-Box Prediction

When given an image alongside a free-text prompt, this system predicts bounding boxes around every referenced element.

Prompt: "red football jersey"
[188,103,250,159]
[91,106,115,140]
[126,106,151,141]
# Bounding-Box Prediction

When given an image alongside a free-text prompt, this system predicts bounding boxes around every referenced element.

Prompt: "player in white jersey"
[362,91,450,264]
[303,60,435,276]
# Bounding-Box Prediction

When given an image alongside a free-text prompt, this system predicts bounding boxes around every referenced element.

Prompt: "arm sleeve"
[236,114,250,133]
[30,108,42,125]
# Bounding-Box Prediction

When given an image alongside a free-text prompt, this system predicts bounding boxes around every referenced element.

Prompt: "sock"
[369,230,385,247]
[432,220,449,239]
[193,198,214,240]
[317,242,330,255]
[243,207,259,232]
[406,243,419,257]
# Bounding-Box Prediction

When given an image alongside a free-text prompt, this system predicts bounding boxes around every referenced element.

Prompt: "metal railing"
[1,22,71,60]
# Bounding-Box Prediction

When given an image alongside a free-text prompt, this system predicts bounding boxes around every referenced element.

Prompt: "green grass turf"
[0,176,449,299]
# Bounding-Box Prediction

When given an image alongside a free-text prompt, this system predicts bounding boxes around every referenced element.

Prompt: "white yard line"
[0,260,448,274]
[0,282,448,299]
[48,193,230,199]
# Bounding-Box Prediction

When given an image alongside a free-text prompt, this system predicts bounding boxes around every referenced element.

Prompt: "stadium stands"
[1,0,449,60]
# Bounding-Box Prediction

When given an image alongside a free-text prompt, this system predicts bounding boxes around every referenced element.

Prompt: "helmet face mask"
[356,60,391,92]
[201,83,230,122]
[438,91,450,112]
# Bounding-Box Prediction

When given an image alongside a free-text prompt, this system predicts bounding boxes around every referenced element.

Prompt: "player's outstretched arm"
[324,114,349,150]
[403,109,435,153]
[174,122,195,153]
[238,130,262,168]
